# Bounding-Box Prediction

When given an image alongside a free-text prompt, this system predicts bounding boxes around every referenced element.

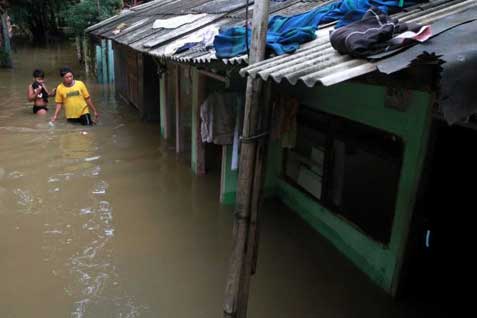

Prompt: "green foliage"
[8,0,122,39]
[62,0,122,35]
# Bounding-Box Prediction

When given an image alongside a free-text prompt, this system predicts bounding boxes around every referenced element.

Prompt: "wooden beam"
[198,69,230,87]
[223,1,271,317]
[192,68,206,175]
[159,65,169,139]
[175,64,183,153]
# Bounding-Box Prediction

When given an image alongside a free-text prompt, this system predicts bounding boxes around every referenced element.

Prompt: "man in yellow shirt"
[51,67,99,125]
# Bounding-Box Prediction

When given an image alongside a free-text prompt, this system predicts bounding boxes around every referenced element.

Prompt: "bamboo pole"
[223,0,270,317]
[237,81,273,318]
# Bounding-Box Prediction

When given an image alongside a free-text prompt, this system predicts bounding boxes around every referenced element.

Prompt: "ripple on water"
[13,188,42,215]
[92,180,109,195]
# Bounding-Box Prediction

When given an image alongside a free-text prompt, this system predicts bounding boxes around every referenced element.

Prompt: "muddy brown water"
[0,44,429,318]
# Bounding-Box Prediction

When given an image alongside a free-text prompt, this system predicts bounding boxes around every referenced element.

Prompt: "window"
[284,107,404,243]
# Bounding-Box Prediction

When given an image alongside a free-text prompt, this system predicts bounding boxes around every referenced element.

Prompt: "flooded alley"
[1,44,431,318]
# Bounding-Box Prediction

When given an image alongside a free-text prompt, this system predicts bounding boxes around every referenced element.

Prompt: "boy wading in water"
[51,67,99,125]
[27,69,56,115]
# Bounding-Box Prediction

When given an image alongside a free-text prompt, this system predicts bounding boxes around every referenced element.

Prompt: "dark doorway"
[402,120,473,316]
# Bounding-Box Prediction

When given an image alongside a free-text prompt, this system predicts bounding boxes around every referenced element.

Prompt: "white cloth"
[163,26,219,56]
[231,102,242,171]
[152,14,207,29]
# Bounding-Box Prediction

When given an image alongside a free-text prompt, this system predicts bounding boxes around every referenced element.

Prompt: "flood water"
[1,44,430,318]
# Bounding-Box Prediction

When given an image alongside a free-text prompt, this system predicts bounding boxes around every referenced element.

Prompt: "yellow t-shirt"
[55,80,90,119]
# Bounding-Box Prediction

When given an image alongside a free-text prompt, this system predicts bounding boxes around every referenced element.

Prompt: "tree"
[0,0,12,67]
[7,0,121,42]
[8,0,77,42]
[62,0,122,36]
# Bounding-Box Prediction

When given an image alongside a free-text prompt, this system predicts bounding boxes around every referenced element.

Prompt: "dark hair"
[59,67,73,77]
[32,69,45,78]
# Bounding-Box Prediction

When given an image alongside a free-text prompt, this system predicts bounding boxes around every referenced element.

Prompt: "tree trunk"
[75,35,83,63]
[0,11,12,68]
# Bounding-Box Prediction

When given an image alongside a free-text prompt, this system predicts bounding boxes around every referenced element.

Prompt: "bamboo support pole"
[223,1,271,317]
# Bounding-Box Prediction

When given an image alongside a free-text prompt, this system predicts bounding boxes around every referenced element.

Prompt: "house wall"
[111,45,161,121]
[274,82,432,294]
[112,43,127,101]
[112,48,430,294]
[144,57,431,295]
[95,39,114,84]
[214,80,431,293]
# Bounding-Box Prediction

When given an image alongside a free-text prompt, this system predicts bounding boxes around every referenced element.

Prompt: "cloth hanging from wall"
[200,91,243,146]
[330,7,431,57]
[231,99,243,171]
[271,94,300,148]
[214,0,423,58]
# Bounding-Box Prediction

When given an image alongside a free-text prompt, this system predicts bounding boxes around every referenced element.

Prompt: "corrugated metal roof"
[191,0,249,14]
[86,0,477,85]
[146,0,329,64]
[240,0,477,87]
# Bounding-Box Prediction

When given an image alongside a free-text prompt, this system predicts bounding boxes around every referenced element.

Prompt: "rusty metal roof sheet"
[240,0,477,87]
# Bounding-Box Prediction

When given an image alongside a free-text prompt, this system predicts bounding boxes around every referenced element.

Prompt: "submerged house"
[86,0,477,303]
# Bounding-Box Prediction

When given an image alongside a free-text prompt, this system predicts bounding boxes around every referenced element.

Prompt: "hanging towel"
[200,92,241,145]
[231,96,244,171]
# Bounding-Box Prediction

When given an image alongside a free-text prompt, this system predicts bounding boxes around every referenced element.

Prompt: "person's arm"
[47,85,57,97]
[85,97,99,122]
[51,103,62,122]
[27,85,40,102]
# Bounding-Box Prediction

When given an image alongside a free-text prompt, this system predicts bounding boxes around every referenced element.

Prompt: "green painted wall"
[95,45,103,83]
[107,40,115,83]
[220,145,239,204]
[277,82,432,294]
[101,39,108,84]
[220,140,283,205]
[214,80,431,292]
